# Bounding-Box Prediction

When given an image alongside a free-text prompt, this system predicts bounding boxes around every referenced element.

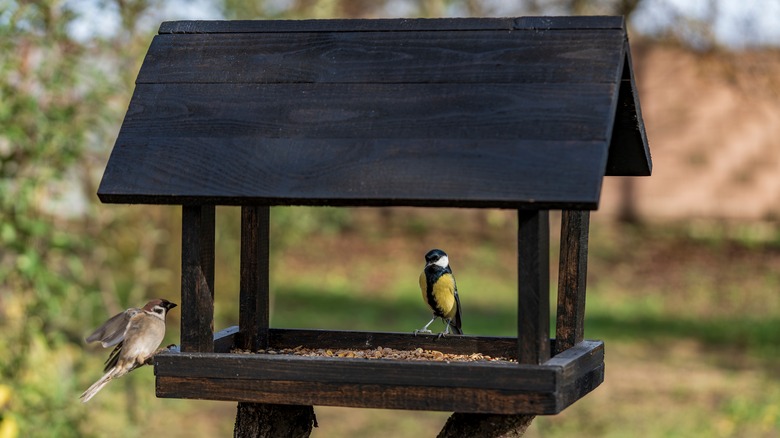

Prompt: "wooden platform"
[154,327,604,415]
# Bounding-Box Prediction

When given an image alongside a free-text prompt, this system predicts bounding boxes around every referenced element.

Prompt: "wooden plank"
[137,30,624,85]
[236,206,270,351]
[118,83,614,141]
[159,18,520,34]
[517,210,551,365]
[180,205,215,353]
[154,352,556,392]
[546,339,604,412]
[556,364,605,412]
[98,137,607,209]
[555,210,590,354]
[545,340,604,381]
[158,17,624,34]
[513,16,624,30]
[156,377,559,414]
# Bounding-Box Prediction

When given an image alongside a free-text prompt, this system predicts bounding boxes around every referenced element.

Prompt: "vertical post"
[517,210,550,365]
[237,206,270,351]
[555,210,590,355]
[233,206,315,438]
[181,205,215,353]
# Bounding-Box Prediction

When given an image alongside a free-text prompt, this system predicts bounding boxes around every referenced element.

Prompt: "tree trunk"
[234,403,317,438]
[437,413,535,438]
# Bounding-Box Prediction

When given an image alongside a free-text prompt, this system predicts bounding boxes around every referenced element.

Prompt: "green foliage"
[0,1,171,436]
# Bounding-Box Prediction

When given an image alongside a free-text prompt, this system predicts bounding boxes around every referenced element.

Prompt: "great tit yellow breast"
[420,269,457,320]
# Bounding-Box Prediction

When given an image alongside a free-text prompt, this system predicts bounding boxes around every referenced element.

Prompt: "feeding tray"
[98,16,650,415]
[154,327,603,414]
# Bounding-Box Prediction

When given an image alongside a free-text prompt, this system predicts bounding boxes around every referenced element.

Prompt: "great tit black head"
[424,249,449,268]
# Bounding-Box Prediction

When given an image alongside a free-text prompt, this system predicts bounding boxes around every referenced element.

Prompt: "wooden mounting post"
[181,205,215,353]
[517,210,550,365]
[555,210,590,354]
[237,206,270,351]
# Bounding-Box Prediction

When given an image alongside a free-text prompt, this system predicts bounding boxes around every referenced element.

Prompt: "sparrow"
[415,249,463,336]
[80,298,177,403]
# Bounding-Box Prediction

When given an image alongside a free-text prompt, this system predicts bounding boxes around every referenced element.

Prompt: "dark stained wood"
[606,48,652,176]
[555,210,590,355]
[155,352,555,391]
[157,377,559,414]
[545,340,604,381]
[180,205,215,353]
[556,364,605,412]
[138,30,625,85]
[513,16,624,30]
[100,17,652,208]
[158,16,625,34]
[236,206,270,351]
[234,403,316,438]
[117,83,614,141]
[159,17,521,34]
[438,413,535,438]
[98,136,609,209]
[154,340,604,414]
[517,210,551,365]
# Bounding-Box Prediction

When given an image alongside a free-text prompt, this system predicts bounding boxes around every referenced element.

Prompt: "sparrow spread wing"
[86,308,140,348]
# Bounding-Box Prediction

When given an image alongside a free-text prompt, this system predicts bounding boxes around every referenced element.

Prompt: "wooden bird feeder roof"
[98,16,650,210]
[98,16,651,416]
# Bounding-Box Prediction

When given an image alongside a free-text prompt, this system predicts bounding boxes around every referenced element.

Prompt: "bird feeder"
[98,16,651,415]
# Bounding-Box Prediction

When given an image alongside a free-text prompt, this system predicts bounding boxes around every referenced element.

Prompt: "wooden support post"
[234,403,317,438]
[181,205,215,353]
[555,210,590,355]
[233,207,315,437]
[438,413,535,438]
[517,210,550,365]
[237,206,270,352]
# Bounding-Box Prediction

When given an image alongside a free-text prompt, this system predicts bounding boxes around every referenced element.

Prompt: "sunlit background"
[1,1,779,437]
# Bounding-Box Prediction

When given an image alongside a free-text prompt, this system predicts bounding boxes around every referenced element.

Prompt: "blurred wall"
[599,43,780,221]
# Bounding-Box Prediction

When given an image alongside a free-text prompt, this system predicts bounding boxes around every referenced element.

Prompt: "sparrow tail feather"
[80,369,118,403]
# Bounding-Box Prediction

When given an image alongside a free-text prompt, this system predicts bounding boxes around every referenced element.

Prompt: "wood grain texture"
[153,339,604,414]
[101,69,617,209]
[180,205,215,353]
[438,413,535,438]
[100,16,652,208]
[137,30,624,85]
[236,206,270,351]
[517,210,551,365]
[555,210,590,355]
[118,82,614,141]
[157,377,559,414]
[154,352,555,391]
[234,403,316,438]
[158,16,625,34]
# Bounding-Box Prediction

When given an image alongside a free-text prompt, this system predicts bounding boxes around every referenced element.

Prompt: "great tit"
[415,249,463,336]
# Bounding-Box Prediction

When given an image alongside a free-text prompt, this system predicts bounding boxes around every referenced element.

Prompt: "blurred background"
[1,0,779,437]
